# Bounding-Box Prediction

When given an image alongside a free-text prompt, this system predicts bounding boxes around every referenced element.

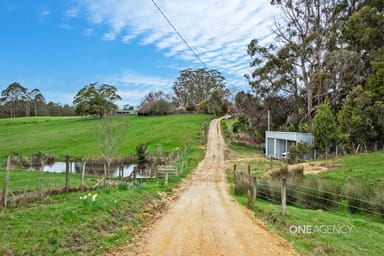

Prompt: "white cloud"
[41,9,51,16]
[103,70,175,106]
[65,8,80,18]
[74,0,278,91]
[104,70,173,90]
[82,28,94,36]
[102,32,116,41]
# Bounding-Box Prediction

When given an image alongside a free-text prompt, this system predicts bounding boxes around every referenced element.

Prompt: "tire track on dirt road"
[116,118,297,256]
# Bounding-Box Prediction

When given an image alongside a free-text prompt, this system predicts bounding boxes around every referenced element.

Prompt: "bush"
[256,179,273,201]
[186,102,195,112]
[234,172,251,195]
[117,182,129,190]
[374,189,384,218]
[270,165,289,181]
[345,183,374,214]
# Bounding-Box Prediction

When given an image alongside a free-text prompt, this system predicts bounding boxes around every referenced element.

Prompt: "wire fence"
[0,144,191,208]
[233,166,384,219]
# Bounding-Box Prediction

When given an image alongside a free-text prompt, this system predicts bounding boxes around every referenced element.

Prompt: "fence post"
[233,164,237,185]
[253,177,257,201]
[1,157,11,207]
[281,177,287,216]
[81,161,86,191]
[65,156,70,192]
[247,164,251,175]
[39,160,45,200]
[270,156,273,170]
[164,172,168,186]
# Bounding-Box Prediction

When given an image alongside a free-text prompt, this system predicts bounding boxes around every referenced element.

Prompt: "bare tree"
[95,115,125,179]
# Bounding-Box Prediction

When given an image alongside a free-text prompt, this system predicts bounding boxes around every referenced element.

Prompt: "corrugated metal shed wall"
[265,131,314,160]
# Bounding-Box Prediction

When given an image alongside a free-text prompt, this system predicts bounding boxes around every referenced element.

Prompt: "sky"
[0,0,279,107]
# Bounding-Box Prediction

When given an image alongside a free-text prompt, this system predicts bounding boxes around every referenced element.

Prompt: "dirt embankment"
[110,118,297,256]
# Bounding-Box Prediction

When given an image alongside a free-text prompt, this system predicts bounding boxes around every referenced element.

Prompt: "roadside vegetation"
[222,118,384,255]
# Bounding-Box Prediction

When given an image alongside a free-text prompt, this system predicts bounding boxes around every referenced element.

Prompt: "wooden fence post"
[164,172,168,186]
[81,161,86,191]
[65,156,70,192]
[248,164,251,175]
[39,159,45,200]
[270,156,273,170]
[1,157,11,207]
[281,177,287,216]
[253,177,257,201]
[233,164,237,185]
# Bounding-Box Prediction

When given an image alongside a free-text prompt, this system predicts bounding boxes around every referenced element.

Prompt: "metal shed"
[265,131,314,160]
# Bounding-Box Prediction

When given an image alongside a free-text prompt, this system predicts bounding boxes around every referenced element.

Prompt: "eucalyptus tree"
[1,82,27,117]
[73,82,121,118]
[30,89,45,116]
[173,68,225,109]
[247,0,339,132]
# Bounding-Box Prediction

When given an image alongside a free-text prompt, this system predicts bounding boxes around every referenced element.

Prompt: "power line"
[150,0,207,68]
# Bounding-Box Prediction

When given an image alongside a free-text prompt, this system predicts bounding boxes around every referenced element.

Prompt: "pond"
[30,162,136,178]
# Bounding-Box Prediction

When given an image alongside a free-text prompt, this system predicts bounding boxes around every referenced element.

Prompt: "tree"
[338,85,376,150]
[1,82,27,117]
[173,68,226,109]
[95,115,124,178]
[29,89,45,116]
[344,6,384,67]
[138,91,173,115]
[321,49,364,112]
[73,82,121,118]
[312,102,338,156]
[252,0,338,132]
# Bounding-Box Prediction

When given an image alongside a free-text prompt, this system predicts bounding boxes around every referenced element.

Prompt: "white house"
[265,131,314,160]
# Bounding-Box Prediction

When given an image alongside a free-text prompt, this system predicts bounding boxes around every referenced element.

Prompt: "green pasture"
[0,114,211,160]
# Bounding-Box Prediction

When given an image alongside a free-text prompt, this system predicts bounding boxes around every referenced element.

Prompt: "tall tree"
[173,68,225,109]
[1,82,27,118]
[73,82,121,118]
[262,0,337,131]
[313,102,338,156]
[30,88,45,116]
[338,85,376,149]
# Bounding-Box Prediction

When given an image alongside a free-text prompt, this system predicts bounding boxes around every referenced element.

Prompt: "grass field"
[225,137,384,255]
[0,114,211,161]
[0,114,208,255]
[316,151,384,191]
[234,193,384,255]
[221,118,384,254]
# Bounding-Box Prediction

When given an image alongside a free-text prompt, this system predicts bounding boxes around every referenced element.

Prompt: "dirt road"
[120,118,297,255]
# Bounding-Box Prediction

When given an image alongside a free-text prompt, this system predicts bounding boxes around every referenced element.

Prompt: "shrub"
[290,166,304,184]
[117,182,129,190]
[374,189,384,218]
[256,179,273,201]
[297,176,322,209]
[270,165,289,181]
[186,102,195,112]
[345,183,374,214]
[234,172,251,195]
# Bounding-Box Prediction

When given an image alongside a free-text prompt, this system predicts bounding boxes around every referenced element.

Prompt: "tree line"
[0,82,74,118]
[236,0,383,154]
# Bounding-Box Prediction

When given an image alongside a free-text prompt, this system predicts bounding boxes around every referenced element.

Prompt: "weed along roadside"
[225,134,384,255]
[0,114,209,255]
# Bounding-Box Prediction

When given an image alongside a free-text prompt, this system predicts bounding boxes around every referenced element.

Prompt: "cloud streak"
[75,1,277,77]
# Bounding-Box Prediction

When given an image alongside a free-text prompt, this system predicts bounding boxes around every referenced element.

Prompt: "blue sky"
[0,0,278,107]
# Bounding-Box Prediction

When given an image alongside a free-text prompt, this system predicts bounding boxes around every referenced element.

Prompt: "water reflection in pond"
[31,162,136,177]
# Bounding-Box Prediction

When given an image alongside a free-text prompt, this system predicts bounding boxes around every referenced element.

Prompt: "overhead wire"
[150,0,207,68]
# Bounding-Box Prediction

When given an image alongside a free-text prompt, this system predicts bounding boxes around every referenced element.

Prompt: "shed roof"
[266,131,314,144]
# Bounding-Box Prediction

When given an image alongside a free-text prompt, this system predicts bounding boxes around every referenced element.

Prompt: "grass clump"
[345,182,374,214]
